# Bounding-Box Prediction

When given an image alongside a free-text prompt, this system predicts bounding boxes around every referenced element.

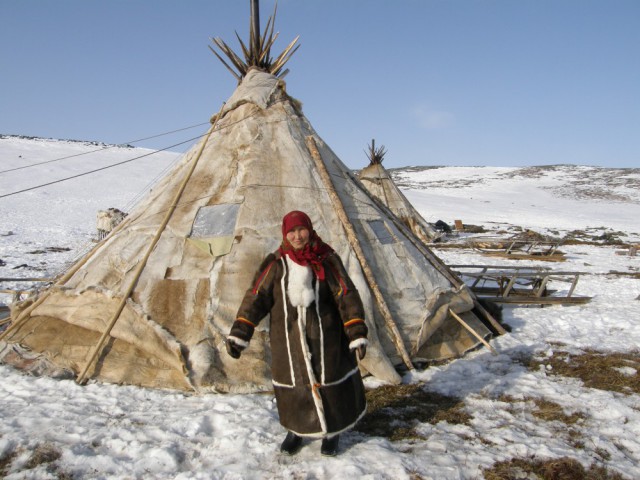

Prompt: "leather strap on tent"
[305,136,414,371]
[75,104,226,386]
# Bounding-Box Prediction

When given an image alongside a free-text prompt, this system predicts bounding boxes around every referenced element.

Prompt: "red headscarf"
[278,211,333,280]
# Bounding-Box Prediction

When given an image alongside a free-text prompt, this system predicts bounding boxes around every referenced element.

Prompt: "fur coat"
[229,250,368,438]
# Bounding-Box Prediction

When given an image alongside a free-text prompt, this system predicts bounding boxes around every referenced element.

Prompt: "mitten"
[226,336,248,359]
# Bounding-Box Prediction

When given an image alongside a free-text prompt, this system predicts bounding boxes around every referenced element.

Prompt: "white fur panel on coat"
[285,256,315,308]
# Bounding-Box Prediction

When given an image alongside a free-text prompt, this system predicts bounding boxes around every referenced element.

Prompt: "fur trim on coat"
[285,256,315,308]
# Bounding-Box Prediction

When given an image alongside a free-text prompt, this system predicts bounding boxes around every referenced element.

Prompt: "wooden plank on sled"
[480,251,566,262]
[451,266,588,304]
[482,296,592,305]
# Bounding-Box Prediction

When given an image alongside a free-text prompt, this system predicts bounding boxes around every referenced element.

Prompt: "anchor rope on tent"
[0,122,210,175]
[10,98,297,279]
[0,135,203,199]
[50,150,188,279]
[1,98,291,200]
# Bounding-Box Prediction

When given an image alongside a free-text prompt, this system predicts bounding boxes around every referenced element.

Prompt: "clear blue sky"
[2,0,639,169]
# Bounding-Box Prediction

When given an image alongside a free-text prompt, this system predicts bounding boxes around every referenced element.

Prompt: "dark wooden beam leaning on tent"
[306,136,415,370]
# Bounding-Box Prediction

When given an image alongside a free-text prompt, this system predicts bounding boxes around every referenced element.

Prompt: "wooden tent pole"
[250,0,260,54]
[75,105,224,385]
[449,309,498,355]
[305,136,414,371]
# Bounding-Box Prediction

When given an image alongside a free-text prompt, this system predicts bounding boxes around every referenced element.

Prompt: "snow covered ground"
[1,136,639,479]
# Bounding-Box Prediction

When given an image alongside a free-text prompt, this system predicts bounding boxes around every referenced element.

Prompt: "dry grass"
[483,456,627,480]
[608,270,640,279]
[1,443,72,479]
[563,229,630,246]
[355,383,470,441]
[0,448,19,477]
[530,398,586,425]
[498,395,586,426]
[1,443,74,479]
[495,395,587,450]
[24,444,62,469]
[522,348,640,395]
[338,337,635,478]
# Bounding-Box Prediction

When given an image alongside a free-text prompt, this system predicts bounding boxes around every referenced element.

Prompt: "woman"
[226,210,368,456]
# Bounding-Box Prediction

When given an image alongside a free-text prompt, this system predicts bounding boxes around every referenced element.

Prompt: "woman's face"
[286,226,310,250]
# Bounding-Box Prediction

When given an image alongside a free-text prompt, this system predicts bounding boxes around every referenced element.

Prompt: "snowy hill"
[393,164,640,240]
[1,136,639,479]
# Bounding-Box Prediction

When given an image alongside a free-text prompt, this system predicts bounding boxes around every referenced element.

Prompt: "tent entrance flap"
[188,203,241,257]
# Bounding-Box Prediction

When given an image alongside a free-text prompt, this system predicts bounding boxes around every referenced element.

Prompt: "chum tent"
[358,140,443,244]
[0,2,503,393]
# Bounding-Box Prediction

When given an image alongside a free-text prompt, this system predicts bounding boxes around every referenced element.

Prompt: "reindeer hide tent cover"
[1,70,491,392]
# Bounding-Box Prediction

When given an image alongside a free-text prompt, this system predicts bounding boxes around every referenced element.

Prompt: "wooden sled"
[450,265,592,305]
[469,239,566,262]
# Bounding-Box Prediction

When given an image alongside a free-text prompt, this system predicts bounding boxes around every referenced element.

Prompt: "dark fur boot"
[321,435,339,456]
[280,431,302,455]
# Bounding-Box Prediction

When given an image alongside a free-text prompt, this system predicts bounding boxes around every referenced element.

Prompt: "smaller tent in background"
[358,140,443,244]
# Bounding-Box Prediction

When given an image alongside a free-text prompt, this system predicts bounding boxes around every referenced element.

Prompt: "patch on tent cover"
[366,220,396,245]
[188,204,240,257]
